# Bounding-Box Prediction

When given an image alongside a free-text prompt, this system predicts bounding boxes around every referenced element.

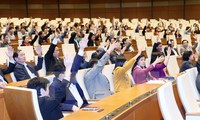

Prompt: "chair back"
[157,82,183,120]
[4,86,43,120]
[177,73,200,113]
[185,67,200,99]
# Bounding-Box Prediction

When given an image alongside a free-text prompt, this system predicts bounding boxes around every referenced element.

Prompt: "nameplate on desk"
[82,107,104,112]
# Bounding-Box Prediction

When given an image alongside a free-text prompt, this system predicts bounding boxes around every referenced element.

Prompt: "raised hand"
[79,36,88,50]
[107,41,120,54]
[166,47,171,56]
[194,52,199,61]
[6,46,14,60]
[35,45,42,57]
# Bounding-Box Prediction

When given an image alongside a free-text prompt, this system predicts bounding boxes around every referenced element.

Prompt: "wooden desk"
[62,83,184,120]
[62,84,161,120]
[0,80,184,120]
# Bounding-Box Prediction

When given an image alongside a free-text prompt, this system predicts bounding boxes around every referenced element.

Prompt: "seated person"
[150,44,171,79]
[45,34,65,75]
[21,34,38,46]
[113,49,141,92]
[110,40,125,64]
[38,27,52,45]
[132,55,164,84]
[27,77,66,120]
[0,34,10,47]
[121,38,134,52]
[164,39,179,56]
[84,42,119,99]
[180,39,198,55]
[13,45,43,81]
[0,46,15,83]
[179,51,199,73]
[50,37,89,112]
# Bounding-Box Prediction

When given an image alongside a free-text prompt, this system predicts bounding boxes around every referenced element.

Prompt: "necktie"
[24,64,36,78]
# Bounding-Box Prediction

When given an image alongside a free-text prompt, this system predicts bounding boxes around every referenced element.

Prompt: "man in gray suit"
[84,42,120,99]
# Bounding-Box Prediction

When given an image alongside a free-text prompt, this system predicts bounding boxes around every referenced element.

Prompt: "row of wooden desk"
[0,79,184,120]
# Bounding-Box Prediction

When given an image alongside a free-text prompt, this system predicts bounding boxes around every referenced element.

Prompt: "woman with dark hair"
[132,54,164,84]
[21,34,38,46]
[150,42,163,64]
[179,51,199,73]
[113,49,141,92]
[150,46,171,79]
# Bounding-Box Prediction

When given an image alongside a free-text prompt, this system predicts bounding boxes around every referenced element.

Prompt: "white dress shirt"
[23,63,36,78]
[69,83,83,108]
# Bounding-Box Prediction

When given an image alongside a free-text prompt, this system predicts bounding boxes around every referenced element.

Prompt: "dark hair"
[152,42,162,53]
[22,35,26,40]
[114,56,127,69]
[87,58,98,68]
[182,39,188,44]
[27,77,50,96]
[13,49,22,61]
[150,42,163,63]
[122,38,128,45]
[53,64,65,78]
[182,51,192,61]
[167,39,174,45]
[131,54,145,73]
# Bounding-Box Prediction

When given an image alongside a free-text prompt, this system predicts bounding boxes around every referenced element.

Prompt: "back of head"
[87,58,98,68]
[27,77,50,96]
[182,51,192,61]
[53,64,65,78]
[115,56,127,69]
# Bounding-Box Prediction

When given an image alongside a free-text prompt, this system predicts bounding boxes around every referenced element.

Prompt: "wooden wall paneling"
[168,6,184,19]
[11,9,27,18]
[153,6,169,19]
[137,7,151,19]
[74,9,90,18]
[28,9,44,18]
[0,10,11,17]
[60,9,75,19]
[43,9,58,19]
[90,0,105,4]
[91,8,106,18]
[185,5,200,19]
[105,8,120,19]
[122,8,137,19]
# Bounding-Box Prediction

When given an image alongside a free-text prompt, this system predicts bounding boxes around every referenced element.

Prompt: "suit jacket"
[39,81,66,120]
[50,54,88,111]
[164,47,179,56]
[45,44,65,74]
[14,57,43,81]
[179,61,196,73]
[0,62,16,83]
[84,53,112,99]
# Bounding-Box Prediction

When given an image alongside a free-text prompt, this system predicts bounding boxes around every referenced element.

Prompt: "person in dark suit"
[13,45,43,81]
[44,34,65,75]
[179,51,199,73]
[164,39,179,56]
[0,46,15,85]
[50,37,89,112]
[27,77,67,120]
